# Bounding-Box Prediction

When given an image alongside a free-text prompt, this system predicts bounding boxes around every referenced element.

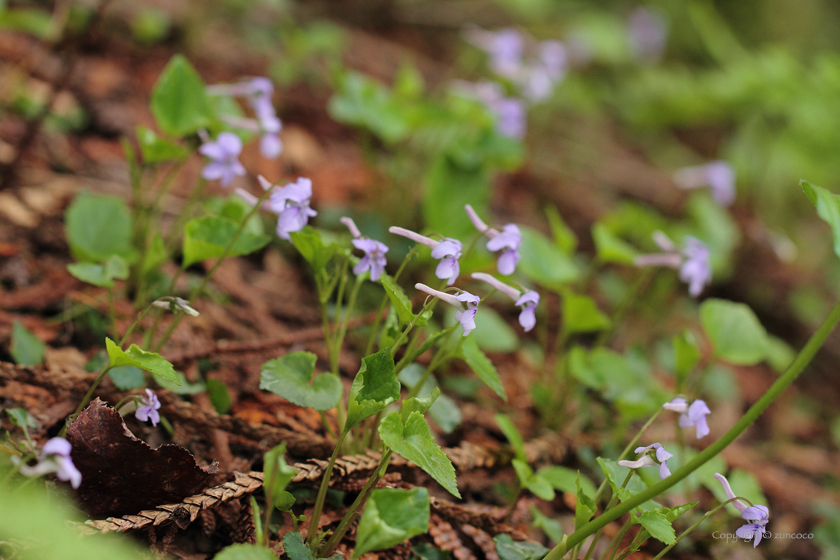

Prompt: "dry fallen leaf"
[67,398,218,516]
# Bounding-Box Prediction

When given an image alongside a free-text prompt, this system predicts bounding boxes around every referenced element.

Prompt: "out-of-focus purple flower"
[714,473,770,548]
[627,7,668,63]
[262,176,317,240]
[415,283,479,337]
[515,290,539,332]
[135,389,161,427]
[618,443,673,480]
[389,227,463,285]
[199,132,246,187]
[663,397,712,439]
[207,77,283,160]
[674,161,735,206]
[635,232,711,297]
[340,216,363,239]
[464,26,524,79]
[471,272,539,332]
[352,239,389,282]
[540,40,568,81]
[452,81,526,138]
[17,437,82,489]
[465,205,522,275]
[523,41,568,102]
[487,224,522,275]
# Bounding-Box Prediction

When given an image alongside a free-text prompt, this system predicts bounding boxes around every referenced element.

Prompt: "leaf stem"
[307,431,348,545]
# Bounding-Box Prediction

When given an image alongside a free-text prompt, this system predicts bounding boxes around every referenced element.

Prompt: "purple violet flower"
[207,77,283,160]
[342,217,389,281]
[634,232,712,297]
[199,132,246,187]
[618,443,673,480]
[464,26,524,79]
[415,283,479,336]
[389,227,462,285]
[17,437,82,489]
[465,205,522,275]
[714,473,770,548]
[627,7,668,63]
[135,389,161,427]
[263,176,317,240]
[452,81,527,138]
[471,272,539,332]
[673,160,736,206]
[663,397,711,439]
[352,239,389,282]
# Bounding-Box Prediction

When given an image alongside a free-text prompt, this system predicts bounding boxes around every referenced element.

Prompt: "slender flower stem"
[59,366,113,436]
[319,449,393,558]
[582,472,633,560]
[390,301,433,358]
[306,431,348,545]
[107,287,117,340]
[118,305,154,347]
[364,247,418,356]
[335,275,363,367]
[593,268,654,349]
[601,518,632,560]
[544,298,840,559]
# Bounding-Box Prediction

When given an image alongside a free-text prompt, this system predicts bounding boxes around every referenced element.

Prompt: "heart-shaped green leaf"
[182,216,270,267]
[345,349,400,432]
[259,352,342,411]
[700,298,768,365]
[67,255,129,288]
[105,337,179,384]
[353,487,430,559]
[150,55,213,137]
[65,193,134,263]
[379,411,460,498]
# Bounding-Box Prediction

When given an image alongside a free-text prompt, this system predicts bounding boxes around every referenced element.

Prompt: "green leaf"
[214,543,283,560]
[518,226,579,290]
[105,337,179,384]
[546,205,577,255]
[537,466,597,499]
[672,330,701,382]
[662,502,697,523]
[529,505,565,544]
[206,378,232,414]
[460,337,507,401]
[592,223,639,265]
[636,511,675,544]
[182,216,270,268]
[493,534,548,560]
[766,334,795,373]
[260,352,342,411]
[290,226,338,272]
[381,273,415,324]
[67,255,129,288]
[423,155,491,239]
[108,366,146,391]
[153,370,205,394]
[512,459,555,501]
[328,71,411,144]
[353,487,430,559]
[379,411,460,498]
[398,364,462,434]
[414,543,453,560]
[562,292,610,335]
[263,442,297,507]
[65,192,134,263]
[136,126,189,163]
[345,349,400,431]
[10,321,45,366]
[7,407,37,430]
[574,473,597,531]
[283,532,342,560]
[150,55,213,137]
[494,413,526,462]
[402,326,457,366]
[401,387,441,422]
[0,8,54,38]
[470,306,519,353]
[700,299,769,365]
[596,457,648,496]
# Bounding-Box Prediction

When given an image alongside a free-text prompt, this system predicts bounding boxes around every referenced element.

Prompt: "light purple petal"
[56,456,82,489]
[518,305,536,332]
[662,397,688,413]
[539,40,568,80]
[455,307,477,337]
[201,161,227,181]
[687,399,711,423]
[694,415,710,439]
[486,224,521,251]
[436,257,460,285]
[431,239,462,259]
[456,291,480,307]
[496,249,520,275]
[216,132,243,155]
[658,461,671,480]
[260,133,283,159]
[276,206,304,240]
[199,141,226,160]
[41,437,71,458]
[705,161,736,206]
[353,255,371,277]
[515,290,539,307]
[678,412,694,429]
[655,447,674,462]
[741,506,769,522]
[369,254,387,281]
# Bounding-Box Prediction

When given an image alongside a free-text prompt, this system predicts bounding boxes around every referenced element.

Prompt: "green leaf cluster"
[105,337,179,384]
[353,487,430,559]
[260,352,342,411]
